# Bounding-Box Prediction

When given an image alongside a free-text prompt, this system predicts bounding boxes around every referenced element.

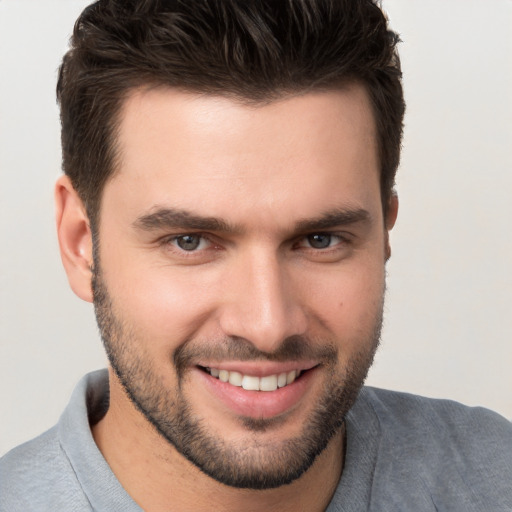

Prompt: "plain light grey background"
[1,0,511,457]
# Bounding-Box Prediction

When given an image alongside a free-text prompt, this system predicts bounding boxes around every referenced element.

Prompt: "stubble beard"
[92,264,383,490]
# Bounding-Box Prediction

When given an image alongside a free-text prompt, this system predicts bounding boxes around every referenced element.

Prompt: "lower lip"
[194,367,317,419]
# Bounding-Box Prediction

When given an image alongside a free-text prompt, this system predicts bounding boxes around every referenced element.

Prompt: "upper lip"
[197,361,318,377]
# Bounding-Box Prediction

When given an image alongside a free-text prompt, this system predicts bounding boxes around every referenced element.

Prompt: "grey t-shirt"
[1,370,511,511]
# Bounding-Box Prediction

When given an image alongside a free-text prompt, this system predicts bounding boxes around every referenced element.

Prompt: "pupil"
[177,235,200,251]
[308,234,331,249]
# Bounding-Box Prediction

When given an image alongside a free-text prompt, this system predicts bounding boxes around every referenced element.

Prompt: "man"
[1,0,511,510]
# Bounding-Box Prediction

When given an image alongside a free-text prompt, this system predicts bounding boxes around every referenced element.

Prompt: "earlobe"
[55,175,94,303]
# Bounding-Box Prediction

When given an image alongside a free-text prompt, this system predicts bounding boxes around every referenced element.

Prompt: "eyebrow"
[294,207,371,233]
[133,206,371,235]
[133,207,242,234]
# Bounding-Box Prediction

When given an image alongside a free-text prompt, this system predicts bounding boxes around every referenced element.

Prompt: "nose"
[217,249,308,354]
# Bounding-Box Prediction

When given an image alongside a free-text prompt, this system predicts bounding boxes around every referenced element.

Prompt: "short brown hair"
[57,0,405,229]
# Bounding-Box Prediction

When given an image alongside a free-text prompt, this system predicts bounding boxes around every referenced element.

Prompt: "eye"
[172,234,210,251]
[302,233,343,249]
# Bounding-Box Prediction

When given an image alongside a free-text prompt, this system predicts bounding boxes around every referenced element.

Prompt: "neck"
[92,369,345,512]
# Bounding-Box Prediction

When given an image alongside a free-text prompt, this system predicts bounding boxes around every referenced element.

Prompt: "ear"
[384,192,399,260]
[55,175,94,303]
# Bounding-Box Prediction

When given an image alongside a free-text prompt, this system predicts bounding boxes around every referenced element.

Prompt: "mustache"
[174,335,338,376]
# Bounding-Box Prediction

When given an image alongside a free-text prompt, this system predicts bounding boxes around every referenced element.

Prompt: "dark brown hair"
[57,0,405,229]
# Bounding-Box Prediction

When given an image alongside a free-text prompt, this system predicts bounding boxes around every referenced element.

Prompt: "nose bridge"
[218,246,306,352]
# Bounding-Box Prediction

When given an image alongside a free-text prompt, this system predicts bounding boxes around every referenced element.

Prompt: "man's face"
[93,85,392,489]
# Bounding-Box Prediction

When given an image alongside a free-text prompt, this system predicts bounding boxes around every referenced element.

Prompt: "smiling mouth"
[201,366,304,392]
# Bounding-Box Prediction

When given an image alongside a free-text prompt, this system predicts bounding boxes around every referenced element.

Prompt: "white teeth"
[228,371,243,387]
[242,375,260,391]
[259,375,278,391]
[207,367,301,391]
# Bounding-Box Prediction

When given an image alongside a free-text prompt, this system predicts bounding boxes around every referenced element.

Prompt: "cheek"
[104,259,221,350]
[303,260,386,339]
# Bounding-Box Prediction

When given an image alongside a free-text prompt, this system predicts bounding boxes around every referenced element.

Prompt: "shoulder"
[352,387,512,510]
[360,386,512,443]
[0,419,93,512]
[1,426,62,487]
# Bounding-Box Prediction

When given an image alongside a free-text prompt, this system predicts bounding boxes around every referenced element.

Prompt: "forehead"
[104,85,380,230]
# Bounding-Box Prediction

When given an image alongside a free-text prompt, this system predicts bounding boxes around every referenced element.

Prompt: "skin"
[55,84,398,511]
